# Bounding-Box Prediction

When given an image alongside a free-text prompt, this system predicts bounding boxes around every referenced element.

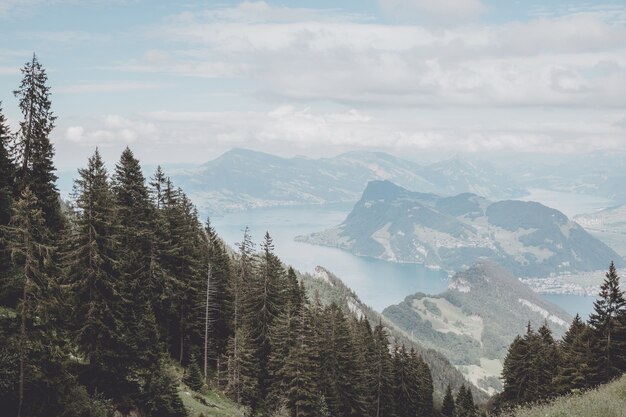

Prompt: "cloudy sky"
[1,0,626,167]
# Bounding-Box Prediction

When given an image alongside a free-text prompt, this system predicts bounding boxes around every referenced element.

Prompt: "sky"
[1,0,626,168]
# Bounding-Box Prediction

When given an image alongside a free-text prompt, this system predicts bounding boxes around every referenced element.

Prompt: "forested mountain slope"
[383,262,570,394]
[299,265,490,404]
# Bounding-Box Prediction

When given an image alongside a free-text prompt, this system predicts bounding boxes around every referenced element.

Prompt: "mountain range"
[298,180,622,277]
[165,148,526,215]
[382,261,571,395]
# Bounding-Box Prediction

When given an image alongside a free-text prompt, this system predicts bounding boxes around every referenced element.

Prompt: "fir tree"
[455,385,476,417]
[111,148,161,403]
[441,384,455,417]
[372,321,394,417]
[3,187,54,417]
[65,149,122,382]
[588,261,626,381]
[226,327,259,407]
[0,102,15,298]
[184,353,205,392]
[318,303,367,417]
[555,314,596,393]
[12,54,63,235]
[203,219,233,384]
[280,302,320,417]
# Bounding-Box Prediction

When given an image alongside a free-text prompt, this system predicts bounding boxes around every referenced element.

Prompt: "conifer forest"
[3,6,626,416]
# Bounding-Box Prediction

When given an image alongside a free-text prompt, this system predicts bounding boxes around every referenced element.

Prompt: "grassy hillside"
[171,364,243,417]
[504,376,626,417]
[383,261,571,394]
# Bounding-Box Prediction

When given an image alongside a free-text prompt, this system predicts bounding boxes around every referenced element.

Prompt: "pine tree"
[111,148,161,403]
[226,227,256,405]
[535,323,558,400]
[588,261,626,381]
[371,321,394,417]
[555,314,596,393]
[393,345,417,417]
[455,385,476,417]
[243,231,284,405]
[279,302,320,417]
[12,54,63,235]
[65,149,122,380]
[203,219,233,385]
[142,361,187,417]
[184,353,205,392]
[3,187,54,417]
[226,327,259,407]
[441,384,455,417]
[0,102,16,297]
[318,303,367,417]
[501,333,528,405]
[410,348,433,417]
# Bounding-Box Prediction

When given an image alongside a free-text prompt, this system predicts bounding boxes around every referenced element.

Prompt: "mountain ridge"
[165,148,527,215]
[298,180,622,277]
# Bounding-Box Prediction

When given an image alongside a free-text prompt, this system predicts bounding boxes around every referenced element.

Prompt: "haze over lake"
[211,199,599,317]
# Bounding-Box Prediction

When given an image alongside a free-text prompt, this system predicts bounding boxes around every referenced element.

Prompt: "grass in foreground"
[505,375,626,417]
[178,385,244,417]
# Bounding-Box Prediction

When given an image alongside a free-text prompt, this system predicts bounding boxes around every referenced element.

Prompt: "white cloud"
[55,106,626,164]
[57,80,164,94]
[377,0,486,21]
[128,4,626,109]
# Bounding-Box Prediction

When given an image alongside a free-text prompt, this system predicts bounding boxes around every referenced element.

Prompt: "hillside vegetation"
[504,375,626,417]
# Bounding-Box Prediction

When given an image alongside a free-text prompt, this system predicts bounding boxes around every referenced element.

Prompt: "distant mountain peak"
[360,180,411,201]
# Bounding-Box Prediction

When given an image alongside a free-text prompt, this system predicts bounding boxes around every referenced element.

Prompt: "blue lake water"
[211,207,448,312]
[211,206,596,318]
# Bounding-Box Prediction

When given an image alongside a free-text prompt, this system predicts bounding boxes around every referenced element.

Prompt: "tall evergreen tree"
[280,302,320,417]
[588,261,626,381]
[111,148,161,404]
[318,303,367,417]
[203,219,233,384]
[555,314,597,393]
[3,188,54,417]
[455,385,476,417]
[12,54,63,235]
[65,149,122,388]
[371,321,394,417]
[243,231,284,405]
[441,384,455,417]
[0,102,16,300]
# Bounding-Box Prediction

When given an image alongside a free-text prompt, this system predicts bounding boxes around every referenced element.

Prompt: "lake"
[211,206,596,318]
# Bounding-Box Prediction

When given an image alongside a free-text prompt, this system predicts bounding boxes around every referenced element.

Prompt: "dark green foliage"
[455,385,476,417]
[226,327,259,407]
[12,54,63,236]
[66,150,121,374]
[0,58,441,417]
[204,219,233,373]
[588,261,626,381]
[555,315,599,393]
[278,302,320,417]
[0,103,14,284]
[317,303,367,417]
[184,354,204,392]
[142,363,187,417]
[371,321,395,417]
[441,384,455,417]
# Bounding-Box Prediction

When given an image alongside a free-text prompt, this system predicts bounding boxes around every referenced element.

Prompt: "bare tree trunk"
[204,264,211,383]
